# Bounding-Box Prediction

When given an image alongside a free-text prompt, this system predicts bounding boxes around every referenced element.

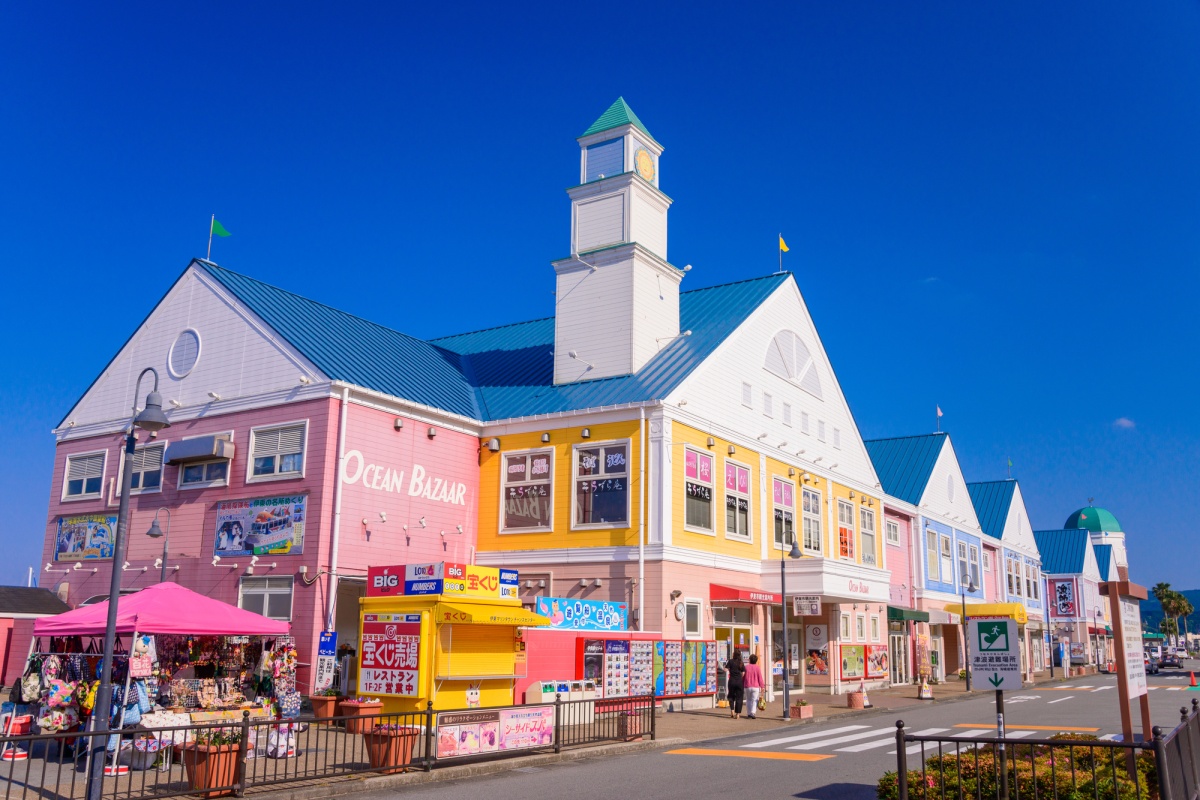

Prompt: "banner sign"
[371,563,519,599]
[968,616,1021,690]
[437,705,554,758]
[535,597,628,631]
[360,613,422,696]
[367,565,405,597]
[213,494,307,556]
[55,514,117,561]
[443,563,519,600]
[866,644,890,679]
[315,631,338,691]
[793,595,822,616]
[1050,579,1076,617]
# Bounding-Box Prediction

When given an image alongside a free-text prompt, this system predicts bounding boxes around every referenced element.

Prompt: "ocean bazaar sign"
[341,450,468,505]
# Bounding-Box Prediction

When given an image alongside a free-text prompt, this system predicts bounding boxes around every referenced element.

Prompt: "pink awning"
[33,582,290,637]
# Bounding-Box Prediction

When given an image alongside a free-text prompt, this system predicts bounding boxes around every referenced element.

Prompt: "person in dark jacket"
[725,651,747,719]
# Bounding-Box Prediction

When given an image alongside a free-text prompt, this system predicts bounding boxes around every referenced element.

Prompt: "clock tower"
[553,98,684,385]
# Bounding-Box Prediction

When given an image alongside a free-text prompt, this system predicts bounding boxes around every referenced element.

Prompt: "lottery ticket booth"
[357,562,551,712]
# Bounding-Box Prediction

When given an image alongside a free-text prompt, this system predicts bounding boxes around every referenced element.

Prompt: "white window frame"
[837,499,856,560]
[833,428,841,449]
[957,541,969,586]
[725,460,753,541]
[683,447,716,535]
[982,550,991,571]
[856,614,866,640]
[741,382,753,408]
[926,530,939,581]
[1033,567,1041,600]
[177,431,234,491]
[801,487,822,554]
[769,476,793,549]
[500,447,555,533]
[860,507,877,566]
[782,403,792,426]
[246,420,308,484]
[969,545,981,588]
[940,535,953,581]
[800,412,810,435]
[571,439,632,530]
[1024,563,1034,599]
[885,518,900,546]
[238,576,294,621]
[683,598,703,639]
[62,449,108,502]
[870,615,880,642]
[118,441,167,496]
[840,614,851,639]
[763,392,773,418]
[817,420,826,442]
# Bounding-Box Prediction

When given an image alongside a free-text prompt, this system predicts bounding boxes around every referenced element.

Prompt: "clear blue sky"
[2,3,1197,589]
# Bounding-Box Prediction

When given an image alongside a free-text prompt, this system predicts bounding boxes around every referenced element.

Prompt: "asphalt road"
[364,666,1200,800]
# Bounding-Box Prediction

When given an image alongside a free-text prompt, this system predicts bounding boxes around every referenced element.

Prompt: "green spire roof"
[581,97,653,139]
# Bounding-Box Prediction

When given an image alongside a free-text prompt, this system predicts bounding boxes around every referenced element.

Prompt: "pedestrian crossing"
[732,723,1098,759]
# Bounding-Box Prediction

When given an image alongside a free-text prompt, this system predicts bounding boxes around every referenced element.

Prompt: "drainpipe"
[638,406,646,631]
[325,385,350,631]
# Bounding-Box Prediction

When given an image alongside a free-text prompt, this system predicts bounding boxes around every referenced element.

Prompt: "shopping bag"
[756,695,767,711]
[266,726,296,758]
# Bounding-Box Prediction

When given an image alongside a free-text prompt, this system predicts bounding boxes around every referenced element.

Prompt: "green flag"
[212,218,231,237]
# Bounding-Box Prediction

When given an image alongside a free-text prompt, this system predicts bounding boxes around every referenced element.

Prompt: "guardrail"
[0,693,656,799]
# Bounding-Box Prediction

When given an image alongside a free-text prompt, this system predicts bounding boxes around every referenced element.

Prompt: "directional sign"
[969,616,1022,690]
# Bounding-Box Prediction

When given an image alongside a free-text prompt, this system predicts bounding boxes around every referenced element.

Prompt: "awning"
[434,602,551,627]
[887,606,930,623]
[1144,632,1167,640]
[1088,626,1112,635]
[710,584,781,605]
[928,610,960,625]
[944,602,1028,625]
[165,435,235,465]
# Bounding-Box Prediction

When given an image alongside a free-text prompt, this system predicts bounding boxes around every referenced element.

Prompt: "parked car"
[1145,655,1161,674]
[1160,652,1182,668]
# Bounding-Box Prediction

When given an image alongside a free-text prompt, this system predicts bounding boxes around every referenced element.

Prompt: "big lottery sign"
[535,596,628,632]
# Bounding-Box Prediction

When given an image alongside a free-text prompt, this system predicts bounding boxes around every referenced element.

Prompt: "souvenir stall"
[19,583,290,770]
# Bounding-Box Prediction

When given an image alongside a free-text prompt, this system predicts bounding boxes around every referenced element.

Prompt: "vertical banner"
[359,613,422,696]
[315,631,338,690]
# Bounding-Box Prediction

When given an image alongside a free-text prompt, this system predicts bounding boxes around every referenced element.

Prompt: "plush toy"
[130,635,155,678]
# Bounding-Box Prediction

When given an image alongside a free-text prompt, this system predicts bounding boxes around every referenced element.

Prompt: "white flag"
[936,406,943,418]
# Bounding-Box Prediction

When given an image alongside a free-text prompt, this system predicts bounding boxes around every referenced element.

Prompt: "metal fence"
[892,699,1200,800]
[0,694,655,799]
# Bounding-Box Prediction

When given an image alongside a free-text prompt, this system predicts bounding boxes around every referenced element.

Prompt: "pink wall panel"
[885,510,913,608]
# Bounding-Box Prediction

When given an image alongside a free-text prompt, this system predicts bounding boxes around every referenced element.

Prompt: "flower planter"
[617,712,644,741]
[847,691,866,710]
[182,742,250,798]
[362,727,420,773]
[338,701,384,734]
[789,704,814,720]
[309,695,340,721]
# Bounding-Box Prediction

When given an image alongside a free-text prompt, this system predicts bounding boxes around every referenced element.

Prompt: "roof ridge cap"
[680,271,790,295]
[864,432,947,443]
[429,315,554,342]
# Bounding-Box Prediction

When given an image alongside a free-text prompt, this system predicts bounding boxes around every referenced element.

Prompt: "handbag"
[20,673,41,703]
[279,690,301,720]
[46,679,76,709]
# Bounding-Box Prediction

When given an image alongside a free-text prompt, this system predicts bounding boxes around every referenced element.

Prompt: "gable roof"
[864,433,946,506]
[0,586,71,616]
[581,97,653,140]
[967,480,1017,539]
[199,261,789,423]
[1033,529,1092,575]
[1094,544,1114,580]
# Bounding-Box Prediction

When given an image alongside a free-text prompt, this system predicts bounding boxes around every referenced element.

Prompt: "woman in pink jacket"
[743,653,766,719]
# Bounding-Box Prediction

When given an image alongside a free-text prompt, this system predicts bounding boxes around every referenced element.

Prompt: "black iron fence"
[890,699,1200,800]
[0,694,655,800]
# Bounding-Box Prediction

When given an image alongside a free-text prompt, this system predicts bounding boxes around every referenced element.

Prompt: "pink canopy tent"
[32,582,290,637]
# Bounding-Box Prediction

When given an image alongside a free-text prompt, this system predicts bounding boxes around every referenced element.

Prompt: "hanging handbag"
[46,679,76,709]
[20,673,41,703]
[278,690,301,720]
[135,681,152,714]
[756,695,767,711]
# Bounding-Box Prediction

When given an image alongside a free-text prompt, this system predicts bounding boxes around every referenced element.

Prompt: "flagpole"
[207,215,214,261]
[936,406,941,433]
[778,232,782,274]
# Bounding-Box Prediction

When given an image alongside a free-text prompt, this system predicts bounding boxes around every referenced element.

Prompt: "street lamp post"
[779,534,802,720]
[146,509,172,583]
[1094,608,1103,670]
[86,368,170,800]
[960,574,979,692]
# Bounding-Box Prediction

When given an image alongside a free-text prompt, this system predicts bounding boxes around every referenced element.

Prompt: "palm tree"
[1161,618,1179,640]
[1178,596,1194,652]
[1163,592,1186,648]
[1153,582,1173,605]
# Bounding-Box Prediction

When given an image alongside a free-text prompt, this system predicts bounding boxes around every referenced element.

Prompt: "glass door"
[889,633,907,684]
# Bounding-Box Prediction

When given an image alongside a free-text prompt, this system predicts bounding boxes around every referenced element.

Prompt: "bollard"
[554,694,562,754]
[235,711,251,797]
[424,702,436,772]
[895,721,908,800]
[649,695,657,741]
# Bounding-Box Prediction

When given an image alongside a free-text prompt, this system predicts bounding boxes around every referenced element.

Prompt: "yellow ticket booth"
[357,562,551,712]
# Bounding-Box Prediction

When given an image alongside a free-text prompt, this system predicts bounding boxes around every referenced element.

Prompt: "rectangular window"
[181,460,229,488]
[940,535,953,581]
[1033,568,1041,600]
[126,443,165,494]
[1011,558,1023,597]
[969,546,980,588]
[684,449,715,532]
[871,616,880,642]
[64,451,106,499]
[837,500,855,559]
[502,449,554,531]
[239,577,294,620]
[926,530,939,581]
[1025,564,1034,599]
[725,463,752,539]
[856,615,865,640]
[573,441,630,527]
[782,403,792,426]
[860,508,876,566]
[833,428,841,449]
[742,382,753,407]
[885,518,900,545]
[817,421,826,442]
[684,600,702,638]
[801,488,822,553]
[840,614,850,639]
[250,423,306,480]
[771,477,793,547]
[983,551,991,571]
[957,542,968,586]
[800,412,810,434]
[763,392,773,418]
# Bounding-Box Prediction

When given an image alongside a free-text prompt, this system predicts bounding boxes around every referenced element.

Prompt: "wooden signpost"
[1100,580,1151,772]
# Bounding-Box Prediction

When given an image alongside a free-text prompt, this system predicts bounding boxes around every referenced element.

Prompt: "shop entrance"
[333,578,366,691]
[889,632,907,685]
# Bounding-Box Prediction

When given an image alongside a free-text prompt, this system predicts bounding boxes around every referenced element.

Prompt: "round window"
[168,329,201,378]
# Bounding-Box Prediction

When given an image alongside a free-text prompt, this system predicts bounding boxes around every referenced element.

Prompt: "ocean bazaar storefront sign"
[341,450,468,505]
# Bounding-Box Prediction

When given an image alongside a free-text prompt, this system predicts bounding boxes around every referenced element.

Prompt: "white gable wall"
[666,277,879,492]
[917,439,982,531]
[59,265,325,436]
[1081,539,1102,582]
[998,483,1039,558]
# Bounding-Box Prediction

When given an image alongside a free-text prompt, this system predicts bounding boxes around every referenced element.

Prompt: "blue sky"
[2,2,1197,589]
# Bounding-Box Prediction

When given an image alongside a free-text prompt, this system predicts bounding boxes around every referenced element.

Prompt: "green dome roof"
[1063,506,1122,533]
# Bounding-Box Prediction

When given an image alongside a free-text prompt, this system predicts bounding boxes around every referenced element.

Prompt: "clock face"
[674,602,686,621]
[634,147,656,182]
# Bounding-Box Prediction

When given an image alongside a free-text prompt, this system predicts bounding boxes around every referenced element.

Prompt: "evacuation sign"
[968,616,1022,690]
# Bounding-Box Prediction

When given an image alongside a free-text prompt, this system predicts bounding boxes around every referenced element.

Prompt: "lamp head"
[145,519,164,539]
[787,540,802,560]
[135,391,171,432]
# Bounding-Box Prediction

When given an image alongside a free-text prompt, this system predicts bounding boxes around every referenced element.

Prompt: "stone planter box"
[847,691,867,710]
[338,701,384,734]
[789,704,813,720]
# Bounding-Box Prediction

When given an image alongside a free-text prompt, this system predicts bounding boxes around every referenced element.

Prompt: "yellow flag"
[779,235,789,252]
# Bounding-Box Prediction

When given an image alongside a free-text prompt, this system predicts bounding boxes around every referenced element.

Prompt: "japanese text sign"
[359,614,422,697]
[968,616,1022,690]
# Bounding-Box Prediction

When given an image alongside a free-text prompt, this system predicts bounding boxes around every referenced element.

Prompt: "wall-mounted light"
[524,580,534,589]
[869,499,874,506]
[487,438,501,452]
[298,375,311,385]
[427,427,437,439]
[393,418,404,430]
[541,433,551,443]
[208,391,222,401]
[538,579,546,589]
[757,433,768,440]
[778,441,788,448]
[169,399,183,408]
[418,517,426,528]
[849,491,855,499]
[829,463,838,469]
[568,350,595,371]
[802,472,811,482]
[706,437,715,448]
[580,579,589,588]
[594,578,603,587]
[669,589,683,601]
[788,468,796,477]
[727,445,736,455]
[581,428,591,439]
[813,456,823,462]
[456,524,463,533]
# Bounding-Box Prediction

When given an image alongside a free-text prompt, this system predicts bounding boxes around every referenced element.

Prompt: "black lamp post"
[87,368,170,800]
[146,508,172,583]
[780,534,802,719]
[960,574,979,692]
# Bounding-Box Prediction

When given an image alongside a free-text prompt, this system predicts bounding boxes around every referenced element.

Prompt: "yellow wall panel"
[671,422,761,559]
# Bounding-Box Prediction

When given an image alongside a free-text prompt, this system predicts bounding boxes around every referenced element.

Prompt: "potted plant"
[309,688,341,721]
[617,710,644,740]
[182,728,249,798]
[338,696,384,734]
[362,723,421,773]
[789,698,813,720]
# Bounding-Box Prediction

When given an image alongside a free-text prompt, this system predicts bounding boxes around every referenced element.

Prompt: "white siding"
[629,260,680,372]
[61,267,323,429]
[996,483,1040,556]
[916,440,984,534]
[574,194,625,253]
[630,191,667,260]
[553,261,634,383]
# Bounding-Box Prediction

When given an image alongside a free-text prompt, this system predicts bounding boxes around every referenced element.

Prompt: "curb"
[248,737,688,800]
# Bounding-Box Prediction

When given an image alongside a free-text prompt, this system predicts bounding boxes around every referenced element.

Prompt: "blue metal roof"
[1033,529,1090,575]
[1093,544,1114,579]
[863,434,946,505]
[200,260,789,422]
[967,480,1016,539]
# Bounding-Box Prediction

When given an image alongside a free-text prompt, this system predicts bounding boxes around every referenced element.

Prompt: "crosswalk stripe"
[791,727,897,750]
[1074,685,1094,689]
[1092,686,1114,692]
[1169,687,1184,691]
[1100,734,1121,741]
[1006,730,1037,739]
[742,725,868,749]
[837,728,949,753]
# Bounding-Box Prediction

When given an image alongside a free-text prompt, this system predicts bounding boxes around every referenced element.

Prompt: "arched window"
[764,330,822,399]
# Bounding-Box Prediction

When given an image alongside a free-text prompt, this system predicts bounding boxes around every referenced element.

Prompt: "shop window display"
[501,449,553,531]
[725,463,751,538]
[573,442,629,526]
[684,449,714,532]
